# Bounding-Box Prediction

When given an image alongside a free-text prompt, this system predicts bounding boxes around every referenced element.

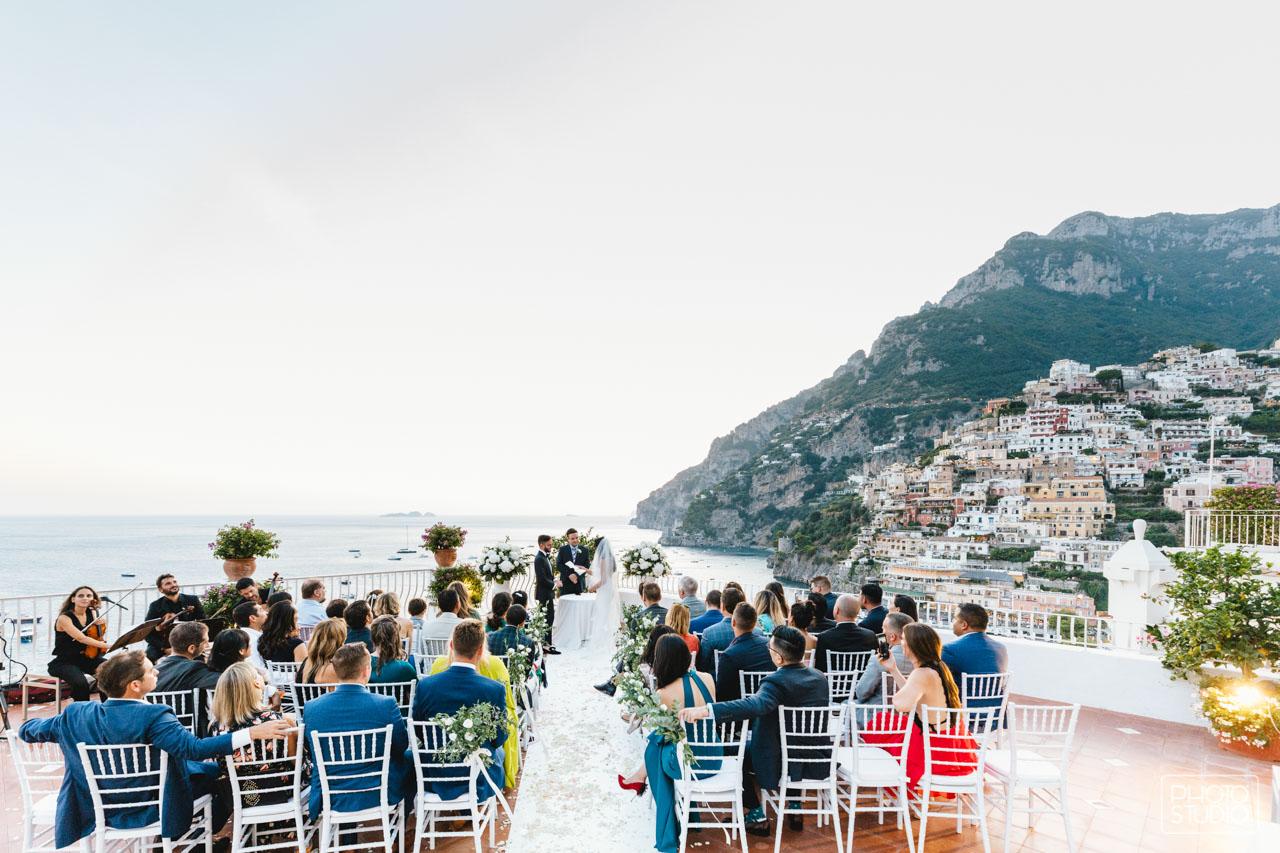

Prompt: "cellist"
[50,585,112,702]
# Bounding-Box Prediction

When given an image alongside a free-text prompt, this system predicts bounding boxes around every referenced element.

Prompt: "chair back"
[265,660,302,686]
[961,671,1011,729]
[310,725,394,815]
[777,704,844,787]
[918,705,993,781]
[400,637,412,655]
[825,650,873,676]
[801,649,815,668]
[410,720,480,803]
[76,742,166,832]
[367,680,416,719]
[6,730,64,814]
[826,669,861,703]
[713,648,725,676]
[413,654,433,678]
[419,637,451,659]
[1006,702,1079,779]
[880,670,899,701]
[676,718,749,785]
[297,625,315,643]
[738,670,770,699]
[848,704,913,775]
[226,723,306,814]
[143,688,200,736]
[289,681,338,714]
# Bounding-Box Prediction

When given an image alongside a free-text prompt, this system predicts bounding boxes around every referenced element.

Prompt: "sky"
[3,1,1280,516]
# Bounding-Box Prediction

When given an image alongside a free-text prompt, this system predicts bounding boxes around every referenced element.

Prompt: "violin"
[83,609,108,659]
[155,605,196,634]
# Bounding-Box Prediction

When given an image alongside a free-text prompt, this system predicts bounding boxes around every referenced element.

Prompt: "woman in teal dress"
[368,616,416,683]
[619,634,723,853]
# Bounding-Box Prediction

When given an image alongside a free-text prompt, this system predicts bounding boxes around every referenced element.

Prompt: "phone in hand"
[877,639,891,660]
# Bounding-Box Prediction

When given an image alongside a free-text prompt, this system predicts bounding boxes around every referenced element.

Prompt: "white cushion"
[32,793,58,823]
[681,769,741,795]
[984,749,1062,784]
[835,746,905,785]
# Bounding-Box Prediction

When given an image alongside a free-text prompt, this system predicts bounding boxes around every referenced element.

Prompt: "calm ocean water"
[0,515,779,598]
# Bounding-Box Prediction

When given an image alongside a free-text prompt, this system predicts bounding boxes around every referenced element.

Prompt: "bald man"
[813,593,877,672]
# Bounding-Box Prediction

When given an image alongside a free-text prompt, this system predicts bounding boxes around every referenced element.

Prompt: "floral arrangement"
[526,603,549,654]
[429,702,509,766]
[610,604,660,675]
[476,538,530,585]
[428,563,484,609]
[201,582,244,631]
[209,519,281,561]
[615,668,694,764]
[503,643,536,707]
[620,541,672,578]
[421,523,467,552]
[1198,677,1280,749]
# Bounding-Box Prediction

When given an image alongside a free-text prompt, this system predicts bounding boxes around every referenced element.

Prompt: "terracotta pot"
[433,548,458,568]
[1215,730,1280,761]
[222,557,257,581]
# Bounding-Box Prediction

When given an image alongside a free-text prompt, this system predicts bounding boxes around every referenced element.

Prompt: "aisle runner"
[505,646,662,853]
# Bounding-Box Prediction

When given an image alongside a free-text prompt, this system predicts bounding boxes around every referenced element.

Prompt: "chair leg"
[918,786,930,851]
[737,793,749,853]
[1059,783,1074,853]
[1002,785,1014,853]
[831,785,844,853]
[977,789,991,853]
[900,785,915,853]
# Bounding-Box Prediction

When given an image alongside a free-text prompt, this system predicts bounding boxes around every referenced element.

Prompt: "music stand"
[108,618,162,653]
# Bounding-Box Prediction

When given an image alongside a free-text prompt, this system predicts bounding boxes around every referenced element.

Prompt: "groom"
[533,534,561,654]
[557,528,591,595]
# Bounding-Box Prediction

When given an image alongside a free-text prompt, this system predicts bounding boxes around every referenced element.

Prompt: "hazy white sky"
[3,2,1279,515]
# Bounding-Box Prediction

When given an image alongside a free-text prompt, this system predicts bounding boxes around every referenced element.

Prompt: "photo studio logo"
[1160,774,1258,835]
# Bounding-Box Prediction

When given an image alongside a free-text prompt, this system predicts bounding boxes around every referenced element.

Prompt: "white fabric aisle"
[505,645,671,853]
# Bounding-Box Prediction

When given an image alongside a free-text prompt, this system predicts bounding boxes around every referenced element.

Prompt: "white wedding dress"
[585,537,622,655]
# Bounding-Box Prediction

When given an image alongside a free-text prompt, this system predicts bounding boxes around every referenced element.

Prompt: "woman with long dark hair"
[49,586,110,701]
[486,592,512,633]
[788,600,819,653]
[258,601,306,664]
[891,593,919,622]
[208,628,251,674]
[369,616,416,683]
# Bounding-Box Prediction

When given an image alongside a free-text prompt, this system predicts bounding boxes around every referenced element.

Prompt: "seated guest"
[20,651,289,849]
[618,634,720,853]
[236,577,272,605]
[486,592,512,633]
[679,626,829,835]
[752,589,786,634]
[853,612,915,712]
[324,599,347,621]
[942,602,1009,707]
[303,644,410,821]
[448,581,483,621]
[298,618,346,684]
[233,600,268,670]
[788,601,819,654]
[258,601,307,664]
[814,594,877,672]
[209,629,251,676]
[665,603,700,655]
[266,591,292,607]
[155,621,221,692]
[342,600,374,651]
[858,583,888,635]
[209,661,301,800]
[806,592,837,633]
[765,582,791,622]
[695,587,747,673]
[422,588,463,639]
[297,578,327,627]
[891,593,919,622]
[715,604,776,703]
[369,616,417,684]
[678,575,706,619]
[407,597,428,632]
[414,620,510,799]
[373,592,415,640]
[488,604,536,658]
[689,589,724,634]
[510,590,529,608]
[595,583,668,697]
[810,575,839,618]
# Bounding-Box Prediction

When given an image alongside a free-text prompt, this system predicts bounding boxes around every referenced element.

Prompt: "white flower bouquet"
[620,541,672,578]
[476,537,530,584]
[428,701,509,766]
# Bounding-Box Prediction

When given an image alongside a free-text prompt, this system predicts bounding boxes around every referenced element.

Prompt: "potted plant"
[200,582,244,633]
[421,523,467,568]
[209,519,280,580]
[476,537,530,593]
[1147,545,1280,759]
[620,541,673,578]
[428,563,484,610]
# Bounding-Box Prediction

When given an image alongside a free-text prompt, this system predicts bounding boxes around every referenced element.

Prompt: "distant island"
[380,511,435,518]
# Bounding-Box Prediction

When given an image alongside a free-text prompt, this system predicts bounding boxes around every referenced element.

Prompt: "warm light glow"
[1232,683,1266,708]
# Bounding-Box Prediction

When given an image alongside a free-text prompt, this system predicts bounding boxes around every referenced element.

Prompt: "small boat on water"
[396,526,416,554]
[388,557,402,561]
[348,549,361,553]
[121,573,136,578]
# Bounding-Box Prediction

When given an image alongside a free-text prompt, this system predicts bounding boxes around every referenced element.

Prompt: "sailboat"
[396,525,416,554]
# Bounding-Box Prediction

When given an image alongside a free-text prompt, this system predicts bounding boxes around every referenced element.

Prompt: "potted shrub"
[201,582,243,633]
[429,563,484,611]
[1147,545,1280,759]
[421,523,467,568]
[209,519,280,580]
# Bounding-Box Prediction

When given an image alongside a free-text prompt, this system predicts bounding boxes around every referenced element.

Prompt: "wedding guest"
[415,620,511,797]
[298,618,345,684]
[235,577,266,605]
[618,635,721,853]
[20,650,290,849]
[533,534,558,651]
[695,587,747,673]
[765,582,791,622]
[806,592,837,633]
[640,625,677,683]
[369,616,416,684]
[666,603,700,655]
[422,637,521,789]
[155,621,221,693]
[448,581,483,621]
[689,589,724,634]
[297,578,327,627]
[233,600,268,670]
[266,591,292,607]
[325,599,347,621]
[488,604,536,658]
[891,593,919,622]
[144,574,206,663]
[511,590,528,607]
[858,583,888,635]
[678,576,706,619]
[853,612,914,714]
[303,644,410,820]
[49,585,109,702]
[814,594,877,672]
[407,598,428,632]
[486,592,512,633]
[343,600,374,651]
[679,626,829,835]
[942,603,1008,708]
[373,592,414,639]
[209,629,251,676]
[809,575,839,617]
[752,590,787,634]
[258,601,307,664]
[209,661,301,801]
[715,604,775,703]
[788,601,819,654]
[422,588,463,639]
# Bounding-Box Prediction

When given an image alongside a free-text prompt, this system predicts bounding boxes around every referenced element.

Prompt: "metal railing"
[917,600,1115,649]
[1184,509,1280,548]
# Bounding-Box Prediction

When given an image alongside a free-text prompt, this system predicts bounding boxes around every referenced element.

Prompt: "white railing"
[917,600,1114,649]
[1184,509,1280,549]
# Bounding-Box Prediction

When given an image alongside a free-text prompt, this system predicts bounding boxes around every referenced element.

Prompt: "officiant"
[556,528,591,595]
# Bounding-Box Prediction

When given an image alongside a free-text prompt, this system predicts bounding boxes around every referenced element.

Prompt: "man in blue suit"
[412,620,508,802]
[857,583,889,635]
[689,589,724,634]
[303,643,412,821]
[19,650,290,849]
[714,603,776,703]
[694,587,746,673]
[680,626,830,836]
[942,602,1009,711]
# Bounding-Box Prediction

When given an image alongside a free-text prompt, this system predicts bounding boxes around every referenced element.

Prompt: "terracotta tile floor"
[2,694,1275,852]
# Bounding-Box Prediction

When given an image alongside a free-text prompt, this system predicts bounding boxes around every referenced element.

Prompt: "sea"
[0,515,782,598]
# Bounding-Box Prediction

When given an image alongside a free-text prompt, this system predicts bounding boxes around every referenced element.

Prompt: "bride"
[585,537,623,653]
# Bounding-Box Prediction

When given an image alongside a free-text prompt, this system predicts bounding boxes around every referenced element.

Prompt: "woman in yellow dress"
[428,647,520,788]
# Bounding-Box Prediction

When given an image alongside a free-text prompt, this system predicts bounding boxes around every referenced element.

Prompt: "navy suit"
[942,631,1009,705]
[20,698,234,848]
[303,684,410,819]
[689,607,724,635]
[858,605,888,636]
[710,664,830,793]
[714,633,776,703]
[412,664,509,802]
[814,622,878,672]
[556,544,591,595]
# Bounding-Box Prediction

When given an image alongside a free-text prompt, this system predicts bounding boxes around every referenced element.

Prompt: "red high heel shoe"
[617,774,646,796]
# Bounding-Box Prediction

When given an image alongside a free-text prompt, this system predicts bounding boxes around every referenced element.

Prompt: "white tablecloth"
[552,594,597,649]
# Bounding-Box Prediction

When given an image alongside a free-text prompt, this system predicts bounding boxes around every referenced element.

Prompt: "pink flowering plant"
[201,582,244,631]
[209,519,281,560]
[422,523,467,551]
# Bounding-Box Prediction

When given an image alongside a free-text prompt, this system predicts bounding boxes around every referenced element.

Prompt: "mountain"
[634,204,1280,549]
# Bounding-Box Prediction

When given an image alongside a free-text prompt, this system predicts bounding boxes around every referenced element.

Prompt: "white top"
[243,627,266,670]
[421,612,461,640]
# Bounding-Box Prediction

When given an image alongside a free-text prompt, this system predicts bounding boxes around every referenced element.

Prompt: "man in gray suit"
[853,612,915,719]
[678,575,706,619]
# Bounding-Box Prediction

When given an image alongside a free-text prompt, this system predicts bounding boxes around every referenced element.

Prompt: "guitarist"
[144,573,206,662]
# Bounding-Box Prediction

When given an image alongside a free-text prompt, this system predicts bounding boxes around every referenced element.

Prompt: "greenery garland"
[429,702,509,765]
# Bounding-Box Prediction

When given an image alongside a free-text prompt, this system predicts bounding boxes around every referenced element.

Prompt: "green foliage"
[1026,567,1109,610]
[421,523,467,551]
[1244,408,1280,437]
[776,495,869,564]
[1196,342,1220,353]
[1204,486,1280,545]
[429,564,484,607]
[1006,450,1030,459]
[209,519,280,560]
[1197,676,1280,748]
[989,546,1034,562]
[200,582,244,632]
[428,702,509,766]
